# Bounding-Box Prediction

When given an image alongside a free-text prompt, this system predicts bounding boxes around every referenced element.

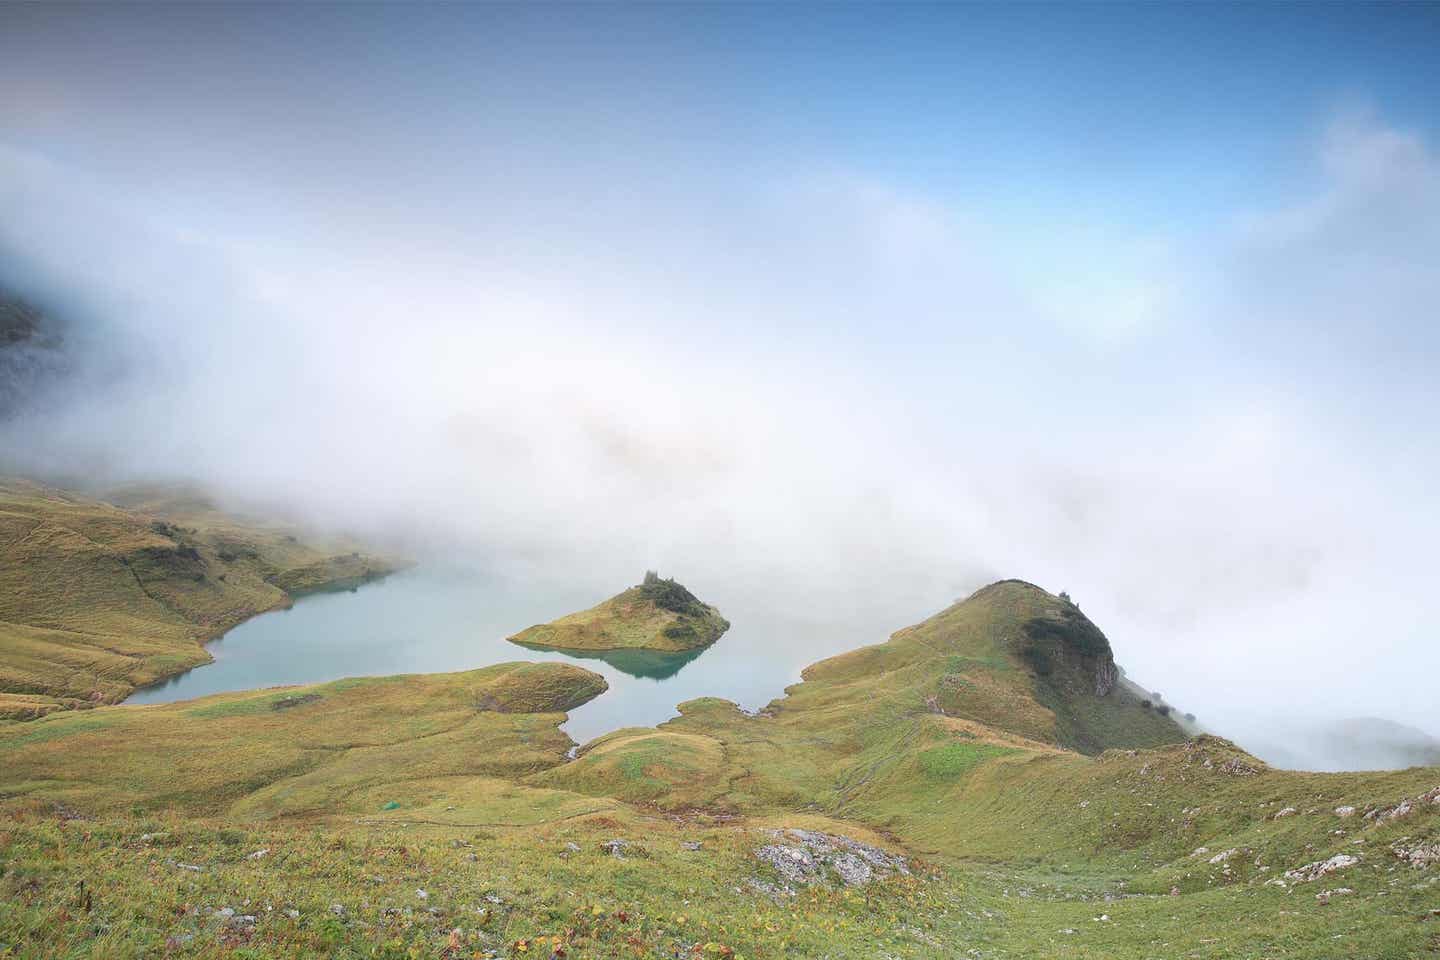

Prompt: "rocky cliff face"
[1016,594,1121,697]
[952,580,1185,754]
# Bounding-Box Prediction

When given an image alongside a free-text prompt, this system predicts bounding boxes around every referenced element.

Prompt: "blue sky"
[5,3,1438,227]
[2,3,1439,734]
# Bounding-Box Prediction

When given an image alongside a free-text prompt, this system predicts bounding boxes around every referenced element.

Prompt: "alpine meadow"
[2,4,1438,959]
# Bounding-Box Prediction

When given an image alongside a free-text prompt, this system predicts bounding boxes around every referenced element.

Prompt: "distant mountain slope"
[0,295,68,421]
[0,477,395,718]
[1241,715,1440,772]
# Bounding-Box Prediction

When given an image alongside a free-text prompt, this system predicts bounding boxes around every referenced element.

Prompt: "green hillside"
[0,504,1436,958]
[0,478,394,718]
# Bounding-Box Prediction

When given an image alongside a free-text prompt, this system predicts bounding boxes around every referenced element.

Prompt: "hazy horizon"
[3,3,1438,749]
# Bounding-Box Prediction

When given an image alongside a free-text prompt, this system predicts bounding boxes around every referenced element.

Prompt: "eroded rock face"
[754,830,909,888]
[1093,658,1118,697]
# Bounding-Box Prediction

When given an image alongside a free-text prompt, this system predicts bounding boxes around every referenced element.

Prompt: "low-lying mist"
[2,111,1438,764]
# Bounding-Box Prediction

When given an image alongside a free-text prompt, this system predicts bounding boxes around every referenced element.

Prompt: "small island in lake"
[508,571,730,653]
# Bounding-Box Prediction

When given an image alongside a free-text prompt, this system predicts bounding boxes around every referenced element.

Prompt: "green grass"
[1,527,1437,958]
[1,800,1435,959]
[917,741,1017,779]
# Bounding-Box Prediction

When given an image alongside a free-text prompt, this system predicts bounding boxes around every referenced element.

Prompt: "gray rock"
[830,853,873,886]
[755,844,817,884]
[754,830,909,887]
[1391,839,1440,867]
[1284,853,1359,883]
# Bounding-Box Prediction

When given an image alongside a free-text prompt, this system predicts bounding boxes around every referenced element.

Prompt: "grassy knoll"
[0,478,395,717]
[1,575,1437,957]
[508,572,729,654]
[0,662,606,820]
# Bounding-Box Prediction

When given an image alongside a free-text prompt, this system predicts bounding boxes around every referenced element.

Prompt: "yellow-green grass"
[531,727,733,809]
[508,575,729,653]
[0,478,395,715]
[1,783,1436,959]
[564,581,1183,824]
[0,662,606,819]
[2,563,1438,957]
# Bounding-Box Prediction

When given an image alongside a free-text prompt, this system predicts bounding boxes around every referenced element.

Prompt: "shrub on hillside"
[638,572,707,617]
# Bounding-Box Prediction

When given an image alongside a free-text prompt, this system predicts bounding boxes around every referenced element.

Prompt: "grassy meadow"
[1,491,1437,958]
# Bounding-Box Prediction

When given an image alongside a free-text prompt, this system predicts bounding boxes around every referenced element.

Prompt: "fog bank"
[3,4,1437,756]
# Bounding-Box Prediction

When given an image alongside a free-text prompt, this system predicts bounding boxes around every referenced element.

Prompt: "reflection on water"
[508,639,710,680]
[123,566,905,743]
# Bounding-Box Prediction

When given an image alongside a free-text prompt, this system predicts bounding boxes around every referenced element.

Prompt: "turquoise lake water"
[124,567,900,743]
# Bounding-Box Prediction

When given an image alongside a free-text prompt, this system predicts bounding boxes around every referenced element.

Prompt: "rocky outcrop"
[1364,785,1440,826]
[1284,853,1359,883]
[1093,658,1118,697]
[754,830,909,889]
[1391,839,1440,868]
